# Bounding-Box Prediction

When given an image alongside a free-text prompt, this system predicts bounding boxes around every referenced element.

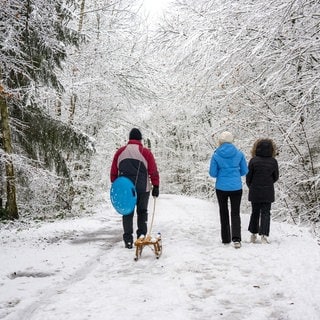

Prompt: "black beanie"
[129,128,142,140]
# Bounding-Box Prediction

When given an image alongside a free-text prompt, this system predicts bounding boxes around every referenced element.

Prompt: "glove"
[152,185,159,198]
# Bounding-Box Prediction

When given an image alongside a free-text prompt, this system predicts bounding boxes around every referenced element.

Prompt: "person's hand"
[152,185,159,197]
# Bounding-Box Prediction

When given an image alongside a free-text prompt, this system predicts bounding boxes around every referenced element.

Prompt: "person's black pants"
[122,191,150,244]
[216,189,243,243]
[248,202,271,236]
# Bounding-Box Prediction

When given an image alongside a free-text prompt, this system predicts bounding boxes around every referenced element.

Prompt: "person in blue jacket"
[209,131,248,248]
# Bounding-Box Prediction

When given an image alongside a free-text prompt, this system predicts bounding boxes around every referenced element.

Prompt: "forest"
[0,0,319,233]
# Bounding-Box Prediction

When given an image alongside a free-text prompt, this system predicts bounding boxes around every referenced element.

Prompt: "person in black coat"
[246,139,279,243]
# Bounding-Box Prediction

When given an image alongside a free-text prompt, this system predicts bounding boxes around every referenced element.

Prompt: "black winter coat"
[246,143,279,203]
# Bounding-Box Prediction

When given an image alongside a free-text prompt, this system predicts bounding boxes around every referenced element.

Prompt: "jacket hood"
[256,140,273,157]
[216,143,238,159]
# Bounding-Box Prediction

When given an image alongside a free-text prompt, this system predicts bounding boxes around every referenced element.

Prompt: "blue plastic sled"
[110,177,137,215]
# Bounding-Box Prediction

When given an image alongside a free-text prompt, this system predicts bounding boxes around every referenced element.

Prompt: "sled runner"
[134,233,162,261]
[134,197,162,261]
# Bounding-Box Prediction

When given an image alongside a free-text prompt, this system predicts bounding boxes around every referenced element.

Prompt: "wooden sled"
[134,234,162,261]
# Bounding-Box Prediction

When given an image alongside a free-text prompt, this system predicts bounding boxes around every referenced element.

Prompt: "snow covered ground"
[1,194,320,320]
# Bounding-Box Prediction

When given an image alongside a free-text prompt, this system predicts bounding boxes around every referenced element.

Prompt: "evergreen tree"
[0,0,88,219]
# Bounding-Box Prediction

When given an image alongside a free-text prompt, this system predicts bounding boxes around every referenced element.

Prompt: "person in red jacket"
[110,128,160,249]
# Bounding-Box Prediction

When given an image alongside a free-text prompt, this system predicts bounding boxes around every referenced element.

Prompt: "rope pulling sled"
[134,197,162,261]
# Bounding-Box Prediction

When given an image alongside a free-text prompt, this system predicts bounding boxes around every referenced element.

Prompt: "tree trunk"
[0,124,3,209]
[78,0,86,32]
[56,92,62,118]
[0,94,19,219]
[69,93,77,125]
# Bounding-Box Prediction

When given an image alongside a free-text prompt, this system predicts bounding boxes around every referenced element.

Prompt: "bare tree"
[57,0,159,201]
[148,0,320,223]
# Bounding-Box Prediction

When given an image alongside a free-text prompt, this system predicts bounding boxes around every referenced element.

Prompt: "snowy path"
[1,195,320,320]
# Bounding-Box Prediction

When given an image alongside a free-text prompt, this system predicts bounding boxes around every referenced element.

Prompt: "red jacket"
[110,140,159,193]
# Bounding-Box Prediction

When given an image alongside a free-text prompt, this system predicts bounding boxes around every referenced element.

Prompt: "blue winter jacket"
[209,143,248,191]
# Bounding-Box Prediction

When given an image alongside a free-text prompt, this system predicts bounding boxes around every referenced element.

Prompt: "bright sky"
[142,0,172,21]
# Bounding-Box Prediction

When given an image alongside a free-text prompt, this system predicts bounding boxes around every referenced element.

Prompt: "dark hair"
[251,138,277,157]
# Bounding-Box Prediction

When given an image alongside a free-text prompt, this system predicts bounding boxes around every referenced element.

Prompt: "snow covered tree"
[56,0,160,203]
[148,0,320,224]
[0,0,92,219]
